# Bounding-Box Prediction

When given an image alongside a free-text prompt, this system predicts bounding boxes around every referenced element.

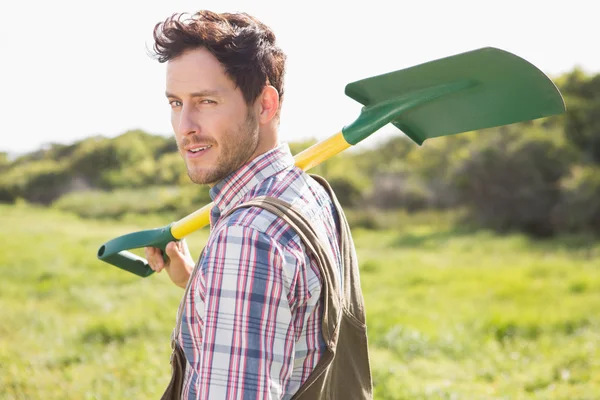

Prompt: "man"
[145,10,371,399]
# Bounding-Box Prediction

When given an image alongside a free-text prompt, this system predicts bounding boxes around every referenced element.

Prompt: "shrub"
[368,173,431,211]
[449,126,576,236]
[52,185,212,219]
[552,166,600,234]
[327,176,364,207]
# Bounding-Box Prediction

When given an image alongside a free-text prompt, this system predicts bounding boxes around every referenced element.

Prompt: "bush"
[0,160,78,205]
[52,185,212,219]
[368,172,431,211]
[327,175,364,207]
[449,126,576,236]
[552,166,600,234]
[560,69,600,163]
[22,169,77,205]
[0,187,16,203]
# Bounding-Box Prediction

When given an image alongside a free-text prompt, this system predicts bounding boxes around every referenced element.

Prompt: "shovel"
[97,46,565,277]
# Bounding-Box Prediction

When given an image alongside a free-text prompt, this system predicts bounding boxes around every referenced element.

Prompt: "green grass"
[1,204,599,399]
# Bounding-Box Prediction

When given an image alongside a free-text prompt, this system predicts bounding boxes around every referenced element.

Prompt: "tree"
[450,125,576,236]
[560,69,600,164]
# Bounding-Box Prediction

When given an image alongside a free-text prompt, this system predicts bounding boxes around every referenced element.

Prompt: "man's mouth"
[187,145,212,153]
[185,145,213,158]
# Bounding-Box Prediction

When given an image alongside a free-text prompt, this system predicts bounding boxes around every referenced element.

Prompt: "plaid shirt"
[178,143,342,399]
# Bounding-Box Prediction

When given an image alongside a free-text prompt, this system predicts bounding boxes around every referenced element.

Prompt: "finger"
[165,241,182,260]
[179,239,191,256]
[154,250,165,272]
[146,247,164,272]
[144,247,155,271]
[146,247,159,268]
[160,243,175,269]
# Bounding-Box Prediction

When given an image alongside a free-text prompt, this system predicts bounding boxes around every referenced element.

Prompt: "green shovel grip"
[97,224,176,277]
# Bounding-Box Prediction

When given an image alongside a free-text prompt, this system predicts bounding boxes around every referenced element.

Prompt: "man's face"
[166,47,260,186]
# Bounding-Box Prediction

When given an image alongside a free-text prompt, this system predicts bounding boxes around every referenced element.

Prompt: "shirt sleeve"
[195,224,296,399]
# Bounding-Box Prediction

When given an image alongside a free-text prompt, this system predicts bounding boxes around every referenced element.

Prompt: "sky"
[1,0,598,155]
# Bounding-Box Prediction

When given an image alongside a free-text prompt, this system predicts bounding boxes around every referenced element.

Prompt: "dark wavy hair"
[151,11,286,108]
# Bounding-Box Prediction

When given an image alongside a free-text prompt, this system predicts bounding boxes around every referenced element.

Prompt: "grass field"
[1,203,599,399]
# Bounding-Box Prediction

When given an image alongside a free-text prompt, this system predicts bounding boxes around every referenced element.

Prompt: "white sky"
[1,0,598,155]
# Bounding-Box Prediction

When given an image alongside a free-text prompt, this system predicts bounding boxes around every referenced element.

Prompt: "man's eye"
[200,99,216,104]
[169,100,182,108]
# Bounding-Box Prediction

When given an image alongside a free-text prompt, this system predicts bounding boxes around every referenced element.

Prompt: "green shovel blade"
[343,47,566,145]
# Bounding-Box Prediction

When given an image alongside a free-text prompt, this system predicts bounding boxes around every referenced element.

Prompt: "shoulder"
[220,169,332,240]
[207,169,339,264]
[211,204,300,256]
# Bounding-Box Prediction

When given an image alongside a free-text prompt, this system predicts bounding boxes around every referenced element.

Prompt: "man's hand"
[145,240,194,288]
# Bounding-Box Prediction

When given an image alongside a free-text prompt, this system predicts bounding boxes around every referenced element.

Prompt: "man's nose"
[177,106,199,136]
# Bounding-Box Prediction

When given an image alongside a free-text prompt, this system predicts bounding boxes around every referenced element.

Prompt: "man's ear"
[257,85,280,124]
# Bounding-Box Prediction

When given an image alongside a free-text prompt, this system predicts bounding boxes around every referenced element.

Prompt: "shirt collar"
[209,142,295,217]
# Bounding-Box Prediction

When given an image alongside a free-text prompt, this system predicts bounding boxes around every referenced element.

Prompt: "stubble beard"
[186,110,259,186]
